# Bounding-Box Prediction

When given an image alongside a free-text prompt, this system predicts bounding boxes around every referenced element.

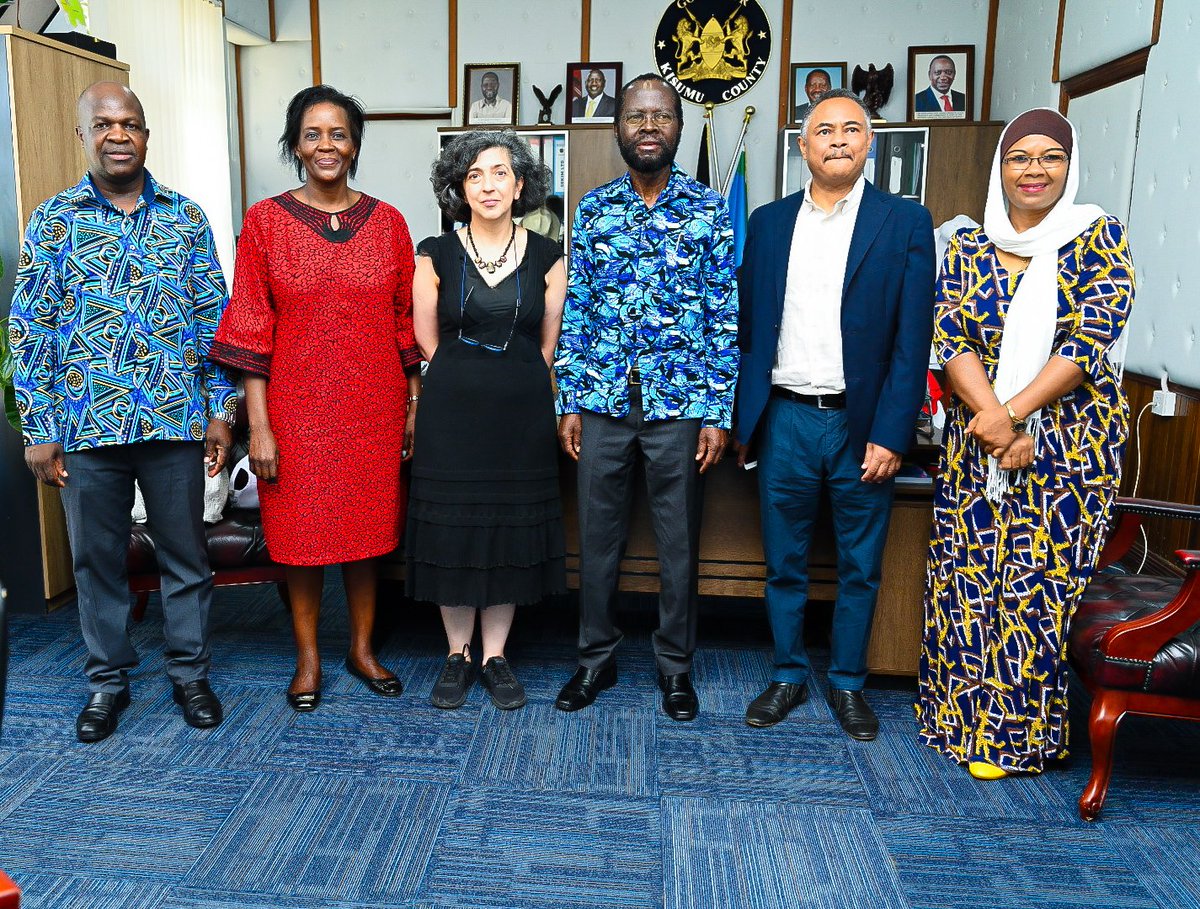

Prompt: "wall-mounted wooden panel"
[1120,373,1200,569]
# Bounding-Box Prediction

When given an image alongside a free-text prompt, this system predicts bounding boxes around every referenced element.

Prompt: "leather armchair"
[126,399,289,619]
[1068,496,1200,821]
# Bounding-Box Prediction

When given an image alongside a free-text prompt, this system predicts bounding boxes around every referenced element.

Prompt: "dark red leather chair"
[1068,496,1200,821]
[126,398,289,620]
[127,507,288,621]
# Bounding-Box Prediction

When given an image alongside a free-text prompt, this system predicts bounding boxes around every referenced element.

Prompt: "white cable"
[1130,401,1152,574]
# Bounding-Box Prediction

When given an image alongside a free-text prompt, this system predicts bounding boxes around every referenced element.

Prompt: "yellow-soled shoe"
[968,761,1009,780]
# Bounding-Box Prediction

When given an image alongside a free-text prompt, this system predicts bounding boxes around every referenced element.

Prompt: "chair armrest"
[1101,550,1200,661]
[1097,498,1200,569]
[1113,497,1200,522]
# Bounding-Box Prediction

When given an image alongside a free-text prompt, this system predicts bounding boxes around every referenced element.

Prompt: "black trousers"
[576,391,703,675]
[59,441,213,693]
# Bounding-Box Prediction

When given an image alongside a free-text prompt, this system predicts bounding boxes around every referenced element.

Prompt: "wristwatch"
[1004,402,1023,433]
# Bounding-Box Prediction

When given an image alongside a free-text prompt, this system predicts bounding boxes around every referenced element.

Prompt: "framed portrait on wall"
[907,45,974,121]
[564,61,622,124]
[789,62,846,125]
[463,63,519,127]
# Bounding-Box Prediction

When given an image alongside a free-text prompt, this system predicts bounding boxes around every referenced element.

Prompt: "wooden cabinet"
[0,28,129,612]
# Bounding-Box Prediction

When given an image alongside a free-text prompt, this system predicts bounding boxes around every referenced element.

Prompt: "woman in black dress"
[408,130,567,710]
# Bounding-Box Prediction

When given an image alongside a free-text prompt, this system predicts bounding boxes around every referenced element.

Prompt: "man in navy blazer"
[734,90,935,739]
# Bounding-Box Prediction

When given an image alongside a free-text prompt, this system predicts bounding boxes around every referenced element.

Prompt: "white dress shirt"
[771,175,865,394]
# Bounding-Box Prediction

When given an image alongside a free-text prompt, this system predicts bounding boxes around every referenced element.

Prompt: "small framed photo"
[565,61,622,124]
[907,45,974,121]
[463,63,519,127]
[789,63,846,126]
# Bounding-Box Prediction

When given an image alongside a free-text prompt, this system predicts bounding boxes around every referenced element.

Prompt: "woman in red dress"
[210,85,421,711]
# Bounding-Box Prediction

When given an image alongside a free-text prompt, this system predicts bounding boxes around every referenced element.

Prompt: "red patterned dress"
[210,193,420,565]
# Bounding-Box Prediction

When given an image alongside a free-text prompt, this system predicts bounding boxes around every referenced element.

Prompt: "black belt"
[771,386,846,409]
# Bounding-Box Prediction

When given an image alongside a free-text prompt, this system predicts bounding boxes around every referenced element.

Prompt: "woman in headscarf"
[916,108,1135,779]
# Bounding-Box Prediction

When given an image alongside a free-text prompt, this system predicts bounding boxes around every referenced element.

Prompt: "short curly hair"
[430,130,550,223]
[278,84,366,181]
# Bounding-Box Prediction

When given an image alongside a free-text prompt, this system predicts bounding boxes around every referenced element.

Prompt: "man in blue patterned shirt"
[554,74,739,721]
[10,82,236,742]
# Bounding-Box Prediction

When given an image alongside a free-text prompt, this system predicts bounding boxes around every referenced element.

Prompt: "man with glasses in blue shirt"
[554,74,739,722]
[10,82,236,742]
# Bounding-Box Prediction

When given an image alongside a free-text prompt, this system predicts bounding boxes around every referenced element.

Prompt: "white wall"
[236,0,992,241]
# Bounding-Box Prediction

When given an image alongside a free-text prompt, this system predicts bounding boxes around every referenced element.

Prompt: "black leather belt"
[771,386,846,409]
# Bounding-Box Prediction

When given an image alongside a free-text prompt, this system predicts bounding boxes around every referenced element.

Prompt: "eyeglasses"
[1002,152,1069,170]
[621,111,676,127]
[458,253,522,353]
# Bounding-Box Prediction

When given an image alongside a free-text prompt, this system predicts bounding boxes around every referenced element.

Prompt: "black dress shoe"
[658,671,699,722]
[172,679,223,729]
[554,663,617,712]
[287,689,322,712]
[745,681,808,728]
[344,657,403,697]
[826,688,878,741]
[76,689,130,743]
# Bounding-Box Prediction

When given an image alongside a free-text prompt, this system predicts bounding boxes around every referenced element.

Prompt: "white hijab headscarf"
[981,107,1112,502]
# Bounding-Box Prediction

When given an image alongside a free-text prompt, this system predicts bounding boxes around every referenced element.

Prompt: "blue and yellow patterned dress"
[916,215,1134,773]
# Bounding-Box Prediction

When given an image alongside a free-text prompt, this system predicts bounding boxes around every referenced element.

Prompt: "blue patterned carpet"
[1,576,1199,909]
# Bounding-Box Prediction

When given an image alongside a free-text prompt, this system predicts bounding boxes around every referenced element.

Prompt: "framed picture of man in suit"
[564,62,622,124]
[789,62,846,126]
[907,45,973,121]
[464,63,519,127]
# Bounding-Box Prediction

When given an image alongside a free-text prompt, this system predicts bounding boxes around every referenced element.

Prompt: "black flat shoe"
[745,681,808,727]
[344,657,403,697]
[172,679,223,729]
[657,671,699,722]
[554,663,617,712]
[287,689,321,712]
[76,689,130,743]
[827,688,879,741]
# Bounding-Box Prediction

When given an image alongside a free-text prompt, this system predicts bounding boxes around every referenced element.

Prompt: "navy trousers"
[576,389,703,675]
[60,441,213,693]
[758,397,894,690]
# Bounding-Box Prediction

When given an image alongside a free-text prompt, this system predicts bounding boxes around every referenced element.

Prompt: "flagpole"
[721,106,754,197]
[704,103,721,194]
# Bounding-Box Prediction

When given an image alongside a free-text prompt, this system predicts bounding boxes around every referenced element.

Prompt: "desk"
[558,450,937,677]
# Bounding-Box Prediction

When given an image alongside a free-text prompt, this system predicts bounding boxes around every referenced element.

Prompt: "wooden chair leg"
[131,592,150,623]
[1080,688,1129,822]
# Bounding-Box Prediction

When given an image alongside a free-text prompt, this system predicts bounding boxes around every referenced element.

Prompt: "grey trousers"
[60,441,213,693]
[576,393,703,675]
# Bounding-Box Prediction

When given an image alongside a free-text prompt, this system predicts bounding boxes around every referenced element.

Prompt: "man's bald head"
[75,81,149,194]
[76,81,145,129]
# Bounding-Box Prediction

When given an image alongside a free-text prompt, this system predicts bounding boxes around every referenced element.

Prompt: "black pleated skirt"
[404,337,566,608]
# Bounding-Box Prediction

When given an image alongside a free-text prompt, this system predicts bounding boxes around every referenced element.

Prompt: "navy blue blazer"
[913,86,965,113]
[733,181,936,460]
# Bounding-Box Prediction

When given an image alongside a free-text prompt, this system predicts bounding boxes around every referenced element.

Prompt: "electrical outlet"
[1152,389,1177,417]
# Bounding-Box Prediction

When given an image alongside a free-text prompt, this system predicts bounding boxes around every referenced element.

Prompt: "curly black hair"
[278,84,366,181]
[431,130,551,223]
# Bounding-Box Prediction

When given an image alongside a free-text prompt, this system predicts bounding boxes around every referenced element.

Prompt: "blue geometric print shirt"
[556,163,740,428]
[10,172,237,451]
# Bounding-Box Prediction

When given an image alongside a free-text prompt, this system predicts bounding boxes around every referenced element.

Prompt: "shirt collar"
[802,173,866,217]
[65,169,166,210]
[616,162,694,206]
